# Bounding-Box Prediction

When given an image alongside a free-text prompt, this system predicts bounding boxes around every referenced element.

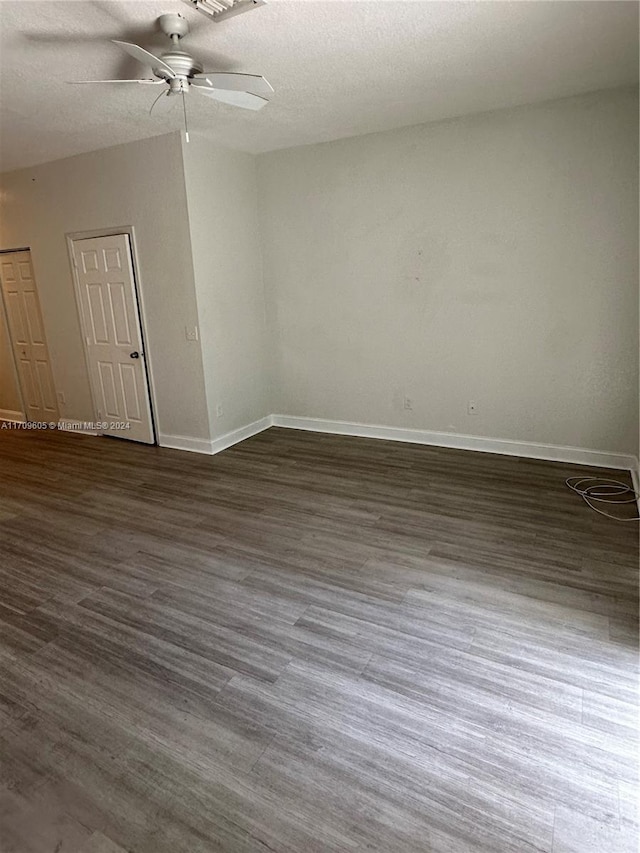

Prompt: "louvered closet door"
[0,251,58,423]
[72,234,154,444]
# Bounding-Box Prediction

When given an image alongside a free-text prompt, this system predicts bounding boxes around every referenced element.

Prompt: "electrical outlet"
[185,326,199,342]
[403,396,413,411]
[216,404,224,418]
[467,400,478,415]
[57,391,65,405]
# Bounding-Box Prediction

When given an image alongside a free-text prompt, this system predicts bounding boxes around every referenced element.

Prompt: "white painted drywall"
[258,88,639,456]
[181,135,271,439]
[0,133,210,441]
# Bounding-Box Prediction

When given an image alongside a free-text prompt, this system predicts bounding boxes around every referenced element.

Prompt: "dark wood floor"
[0,426,637,853]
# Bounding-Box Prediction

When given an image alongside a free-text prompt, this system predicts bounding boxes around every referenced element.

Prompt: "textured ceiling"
[1,0,638,172]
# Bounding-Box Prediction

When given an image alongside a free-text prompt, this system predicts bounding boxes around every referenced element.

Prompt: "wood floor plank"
[0,783,93,853]
[83,832,130,853]
[0,426,637,851]
[552,804,639,853]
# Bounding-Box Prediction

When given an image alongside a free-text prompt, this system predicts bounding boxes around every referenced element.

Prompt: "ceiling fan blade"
[68,79,164,85]
[191,85,268,111]
[112,40,176,77]
[192,72,273,97]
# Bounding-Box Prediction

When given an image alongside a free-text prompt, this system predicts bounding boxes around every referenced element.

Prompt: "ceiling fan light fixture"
[182,0,266,24]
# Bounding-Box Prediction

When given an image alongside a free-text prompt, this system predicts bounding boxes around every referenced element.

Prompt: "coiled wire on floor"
[566,477,640,521]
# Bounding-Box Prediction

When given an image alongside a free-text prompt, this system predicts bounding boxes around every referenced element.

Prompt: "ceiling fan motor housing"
[156,49,203,80]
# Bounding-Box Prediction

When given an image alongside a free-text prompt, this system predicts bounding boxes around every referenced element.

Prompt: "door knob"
[129,351,140,359]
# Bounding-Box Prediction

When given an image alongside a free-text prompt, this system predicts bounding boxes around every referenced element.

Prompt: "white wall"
[181,135,270,438]
[0,133,210,441]
[258,88,639,456]
[1,90,636,459]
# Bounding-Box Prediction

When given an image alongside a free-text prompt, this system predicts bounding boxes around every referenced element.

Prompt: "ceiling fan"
[68,13,273,113]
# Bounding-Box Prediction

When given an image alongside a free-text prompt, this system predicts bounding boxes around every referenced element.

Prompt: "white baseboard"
[158,416,272,455]
[209,416,273,455]
[0,409,25,423]
[271,414,637,472]
[157,433,215,454]
[50,409,638,475]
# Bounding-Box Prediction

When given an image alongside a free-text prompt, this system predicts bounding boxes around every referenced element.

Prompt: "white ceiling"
[1,0,638,172]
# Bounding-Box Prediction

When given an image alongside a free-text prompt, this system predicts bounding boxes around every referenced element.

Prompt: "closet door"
[0,251,58,423]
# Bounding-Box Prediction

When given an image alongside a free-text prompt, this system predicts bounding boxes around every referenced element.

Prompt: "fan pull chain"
[182,88,190,143]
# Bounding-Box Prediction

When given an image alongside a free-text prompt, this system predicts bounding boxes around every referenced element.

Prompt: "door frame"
[66,226,159,444]
[0,246,50,424]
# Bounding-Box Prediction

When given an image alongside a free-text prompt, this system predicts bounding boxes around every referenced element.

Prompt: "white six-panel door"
[0,251,59,423]
[71,234,154,444]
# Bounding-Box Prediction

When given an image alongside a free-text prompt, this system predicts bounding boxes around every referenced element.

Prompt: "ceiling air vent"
[182,0,266,23]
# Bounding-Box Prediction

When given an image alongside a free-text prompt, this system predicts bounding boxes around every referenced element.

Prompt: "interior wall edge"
[181,134,272,440]
[177,132,214,442]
